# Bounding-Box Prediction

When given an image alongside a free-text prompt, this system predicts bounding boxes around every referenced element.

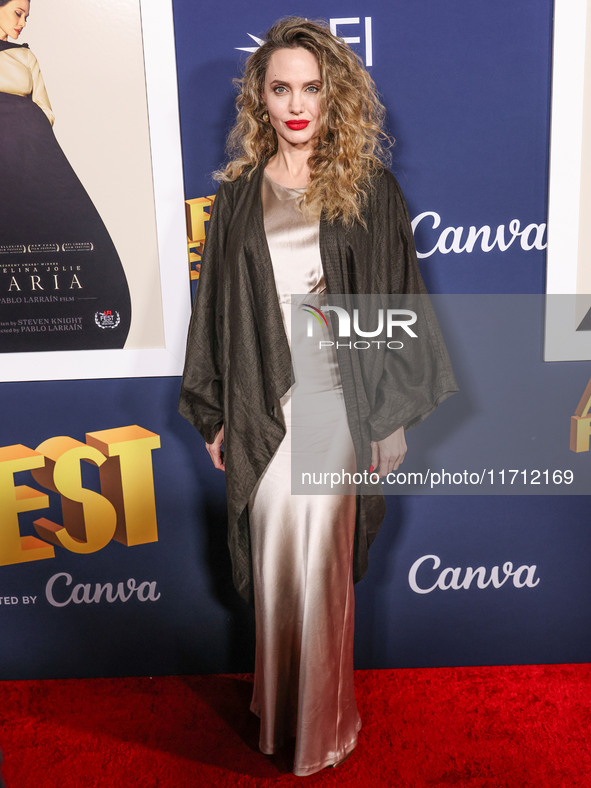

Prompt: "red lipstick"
[286,120,310,130]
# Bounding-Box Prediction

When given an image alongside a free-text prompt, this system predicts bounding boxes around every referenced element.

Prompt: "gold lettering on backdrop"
[0,445,53,565]
[185,195,215,280]
[86,426,161,547]
[0,426,161,566]
[570,378,591,452]
[31,437,117,554]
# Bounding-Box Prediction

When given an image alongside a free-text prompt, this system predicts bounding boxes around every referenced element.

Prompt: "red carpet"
[1,664,590,787]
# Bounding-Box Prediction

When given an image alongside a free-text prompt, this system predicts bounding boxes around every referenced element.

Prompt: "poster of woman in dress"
[0,0,187,377]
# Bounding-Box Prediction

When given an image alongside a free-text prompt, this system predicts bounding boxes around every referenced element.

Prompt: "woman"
[0,0,131,351]
[180,17,457,776]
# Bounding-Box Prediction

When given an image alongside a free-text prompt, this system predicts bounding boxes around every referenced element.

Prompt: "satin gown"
[247,170,361,776]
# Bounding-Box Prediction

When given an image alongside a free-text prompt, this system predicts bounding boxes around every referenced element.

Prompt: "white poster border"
[545,0,591,361]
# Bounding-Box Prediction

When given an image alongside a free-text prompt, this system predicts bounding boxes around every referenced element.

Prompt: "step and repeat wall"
[1,0,589,679]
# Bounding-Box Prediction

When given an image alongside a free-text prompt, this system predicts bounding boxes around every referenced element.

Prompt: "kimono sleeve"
[27,50,54,126]
[367,171,458,441]
[178,181,232,444]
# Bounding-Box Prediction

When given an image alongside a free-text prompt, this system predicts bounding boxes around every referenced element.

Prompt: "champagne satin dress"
[247,170,361,776]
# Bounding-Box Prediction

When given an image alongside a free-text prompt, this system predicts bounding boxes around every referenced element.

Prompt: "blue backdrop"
[1,0,590,680]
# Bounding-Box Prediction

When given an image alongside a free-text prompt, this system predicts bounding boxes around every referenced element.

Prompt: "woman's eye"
[306,86,320,93]
[273,86,287,94]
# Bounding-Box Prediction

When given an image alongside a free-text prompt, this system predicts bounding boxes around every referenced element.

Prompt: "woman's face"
[0,0,29,42]
[261,47,323,154]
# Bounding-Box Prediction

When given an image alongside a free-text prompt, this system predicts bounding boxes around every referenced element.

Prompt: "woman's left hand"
[370,426,406,478]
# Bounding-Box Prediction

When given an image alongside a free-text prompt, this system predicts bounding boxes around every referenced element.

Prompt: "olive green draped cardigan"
[179,162,458,603]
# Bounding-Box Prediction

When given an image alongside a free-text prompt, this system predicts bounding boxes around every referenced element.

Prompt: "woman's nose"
[289,91,304,114]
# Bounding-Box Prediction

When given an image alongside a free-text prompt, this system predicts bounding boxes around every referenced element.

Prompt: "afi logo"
[237,17,374,67]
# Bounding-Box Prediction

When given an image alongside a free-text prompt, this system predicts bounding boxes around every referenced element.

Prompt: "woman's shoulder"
[213,175,240,205]
[210,168,252,215]
[216,161,266,200]
[10,43,38,65]
[232,160,266,186]
[14,42,34,56]
[0,41,33,57]
[369,165,404,196]
[363,166,409,221]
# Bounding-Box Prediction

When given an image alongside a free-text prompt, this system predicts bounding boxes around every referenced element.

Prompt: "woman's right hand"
[206,425,225,471]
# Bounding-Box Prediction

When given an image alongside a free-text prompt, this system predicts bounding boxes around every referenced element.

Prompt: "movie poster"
[545,0,591,361]
[0,0,190,379]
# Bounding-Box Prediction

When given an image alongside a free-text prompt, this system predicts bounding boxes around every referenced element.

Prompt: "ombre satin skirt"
[248,301,361,776]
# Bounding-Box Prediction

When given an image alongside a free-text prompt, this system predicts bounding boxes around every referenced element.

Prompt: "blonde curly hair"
[214,16,393,227]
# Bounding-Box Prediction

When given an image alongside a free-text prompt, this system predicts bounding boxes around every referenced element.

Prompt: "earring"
[262,110,269,123]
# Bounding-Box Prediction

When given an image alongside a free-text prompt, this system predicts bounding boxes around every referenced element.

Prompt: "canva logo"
[0,425,160,567]
[408,554,540,594]
[302,304,417,350]
[45,572,161,608]
[187,197,547,268]
[411,212,547,259]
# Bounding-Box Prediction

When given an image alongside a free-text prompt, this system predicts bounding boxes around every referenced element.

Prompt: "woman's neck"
[264,148,312,188]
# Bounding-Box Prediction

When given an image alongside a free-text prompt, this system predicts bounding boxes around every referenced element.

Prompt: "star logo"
[235,33,264,53]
